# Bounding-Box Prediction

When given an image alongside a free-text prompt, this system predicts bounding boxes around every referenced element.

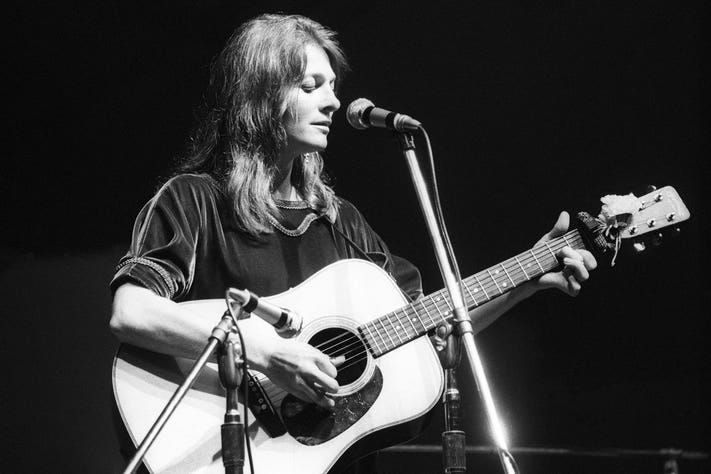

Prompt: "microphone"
[227,288,302,338]
[346,98,422,132]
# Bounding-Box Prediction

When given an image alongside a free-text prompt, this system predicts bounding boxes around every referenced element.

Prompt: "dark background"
[3,1,708,472]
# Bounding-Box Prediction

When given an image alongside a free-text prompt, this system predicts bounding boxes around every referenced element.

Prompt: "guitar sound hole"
[308,328,367,386]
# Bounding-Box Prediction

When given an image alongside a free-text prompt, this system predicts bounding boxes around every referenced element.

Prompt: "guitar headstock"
[576,185,690,260]
[617,186,690,240]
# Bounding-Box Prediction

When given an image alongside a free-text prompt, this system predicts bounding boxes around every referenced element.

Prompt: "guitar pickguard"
[281,367,383,446]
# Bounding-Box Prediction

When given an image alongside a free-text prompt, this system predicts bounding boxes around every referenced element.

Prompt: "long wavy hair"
[176,14,348,236]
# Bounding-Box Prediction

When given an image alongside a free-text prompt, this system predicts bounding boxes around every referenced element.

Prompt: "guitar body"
[113,259,445,473]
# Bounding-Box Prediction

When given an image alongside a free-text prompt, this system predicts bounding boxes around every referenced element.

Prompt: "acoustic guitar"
[113,186,689,473]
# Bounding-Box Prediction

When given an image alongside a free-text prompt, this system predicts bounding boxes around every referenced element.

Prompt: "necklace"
[274,198,310,210]
[267,211,319,237]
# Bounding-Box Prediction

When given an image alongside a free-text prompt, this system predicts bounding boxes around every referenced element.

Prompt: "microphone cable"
[225,293,256,474]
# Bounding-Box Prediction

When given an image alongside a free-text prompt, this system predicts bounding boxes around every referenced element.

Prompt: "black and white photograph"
[3,2,708,473]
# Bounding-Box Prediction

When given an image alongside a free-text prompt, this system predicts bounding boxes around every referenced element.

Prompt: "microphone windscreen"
[346,98,374,130]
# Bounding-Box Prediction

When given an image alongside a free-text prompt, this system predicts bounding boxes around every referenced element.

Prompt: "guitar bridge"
[243,372,287,437]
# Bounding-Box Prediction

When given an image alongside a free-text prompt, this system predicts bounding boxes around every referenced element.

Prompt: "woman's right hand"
[247,336,344,408]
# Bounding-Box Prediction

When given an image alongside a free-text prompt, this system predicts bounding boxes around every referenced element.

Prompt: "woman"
[110,13,595,471]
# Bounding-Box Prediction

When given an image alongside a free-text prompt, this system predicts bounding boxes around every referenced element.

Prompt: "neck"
[273,158,299,200]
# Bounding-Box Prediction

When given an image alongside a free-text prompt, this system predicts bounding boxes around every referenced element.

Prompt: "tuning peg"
[633,242,646,252]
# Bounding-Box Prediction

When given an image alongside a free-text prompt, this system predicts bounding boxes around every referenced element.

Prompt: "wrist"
[238,328,273,373]
[513,281,538,301]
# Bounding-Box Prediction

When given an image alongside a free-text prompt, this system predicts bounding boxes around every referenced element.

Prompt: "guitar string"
[311,242,558,370]
[260,268,583,399]
[344,235,582,360]
[258,232,586,401]
[353,232,585,355]
[299,232,584,361]
[306,238,571,375]
[257,228,573,395]
[313,237,584,375]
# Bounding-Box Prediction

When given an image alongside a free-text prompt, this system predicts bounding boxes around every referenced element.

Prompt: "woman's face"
[281,44,341,159]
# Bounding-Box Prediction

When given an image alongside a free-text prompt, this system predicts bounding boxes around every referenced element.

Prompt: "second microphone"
[227,288,303,338]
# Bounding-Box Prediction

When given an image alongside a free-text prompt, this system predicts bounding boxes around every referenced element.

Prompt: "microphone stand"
[396,132,517,474]
[122,311,243,474]
[441,334,465,473]
[218,336,245,474]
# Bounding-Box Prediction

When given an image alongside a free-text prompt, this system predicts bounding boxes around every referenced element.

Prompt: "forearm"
[468,283,537,335]
[110,284,214,357]
[109,283,272,371]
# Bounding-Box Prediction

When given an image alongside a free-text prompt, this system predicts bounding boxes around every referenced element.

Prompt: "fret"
[438,296,452,324]
[473,274,490,300]
[419,296,443,326]
[514,255,530,280]
[486,268,503,294]
[375,317,395,351]
[562,233,573,248]
[361,231,595,359]
[402,307,420,335]
[529,249,545,273]
[413,305,430,334]
[389,312,406,344]
[403,310,417,339]
[463,282,479,308]
[501,262,516,288]
[371,320,389,353]
[363,322,383,354]
[441,293,454,319]
[543,241,557,261]
[431,294,448,329]
[418,296,434,330]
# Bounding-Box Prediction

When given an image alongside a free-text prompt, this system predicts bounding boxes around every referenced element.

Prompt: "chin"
[309,139,328,153]
[290,136,328,155]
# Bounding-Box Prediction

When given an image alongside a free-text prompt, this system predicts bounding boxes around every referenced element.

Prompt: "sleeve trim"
[115,257,177,298]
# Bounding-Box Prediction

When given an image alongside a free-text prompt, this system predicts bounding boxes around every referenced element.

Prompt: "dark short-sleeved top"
[110,174,422,302]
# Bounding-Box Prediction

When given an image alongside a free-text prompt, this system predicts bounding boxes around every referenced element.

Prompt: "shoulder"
[335,196,367,226]
[134,174,226,225]
[333,196,382,244]
[152,173,223,206]
[158,173,220,195]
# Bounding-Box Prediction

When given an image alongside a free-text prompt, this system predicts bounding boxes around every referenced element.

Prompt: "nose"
[322,86,340,113]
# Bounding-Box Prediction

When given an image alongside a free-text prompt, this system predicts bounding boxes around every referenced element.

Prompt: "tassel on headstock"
[576,186,690,266]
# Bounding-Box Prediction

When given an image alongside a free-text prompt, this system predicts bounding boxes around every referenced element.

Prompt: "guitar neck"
[359,229,587,357]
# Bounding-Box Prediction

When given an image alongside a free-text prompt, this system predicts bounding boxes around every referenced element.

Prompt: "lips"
[312,121,331,133]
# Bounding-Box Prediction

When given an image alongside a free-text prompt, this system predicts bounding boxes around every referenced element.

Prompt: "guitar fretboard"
[358,229,586,357]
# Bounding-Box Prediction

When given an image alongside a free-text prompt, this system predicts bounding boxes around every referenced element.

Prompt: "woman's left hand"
[531,211,597,296]
[431,211,597,351]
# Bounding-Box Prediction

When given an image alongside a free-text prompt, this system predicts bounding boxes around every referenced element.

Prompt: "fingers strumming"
[315,355,339,378]
[330,355,346,368]
[307,384,337,408]
[309,371,339,394]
